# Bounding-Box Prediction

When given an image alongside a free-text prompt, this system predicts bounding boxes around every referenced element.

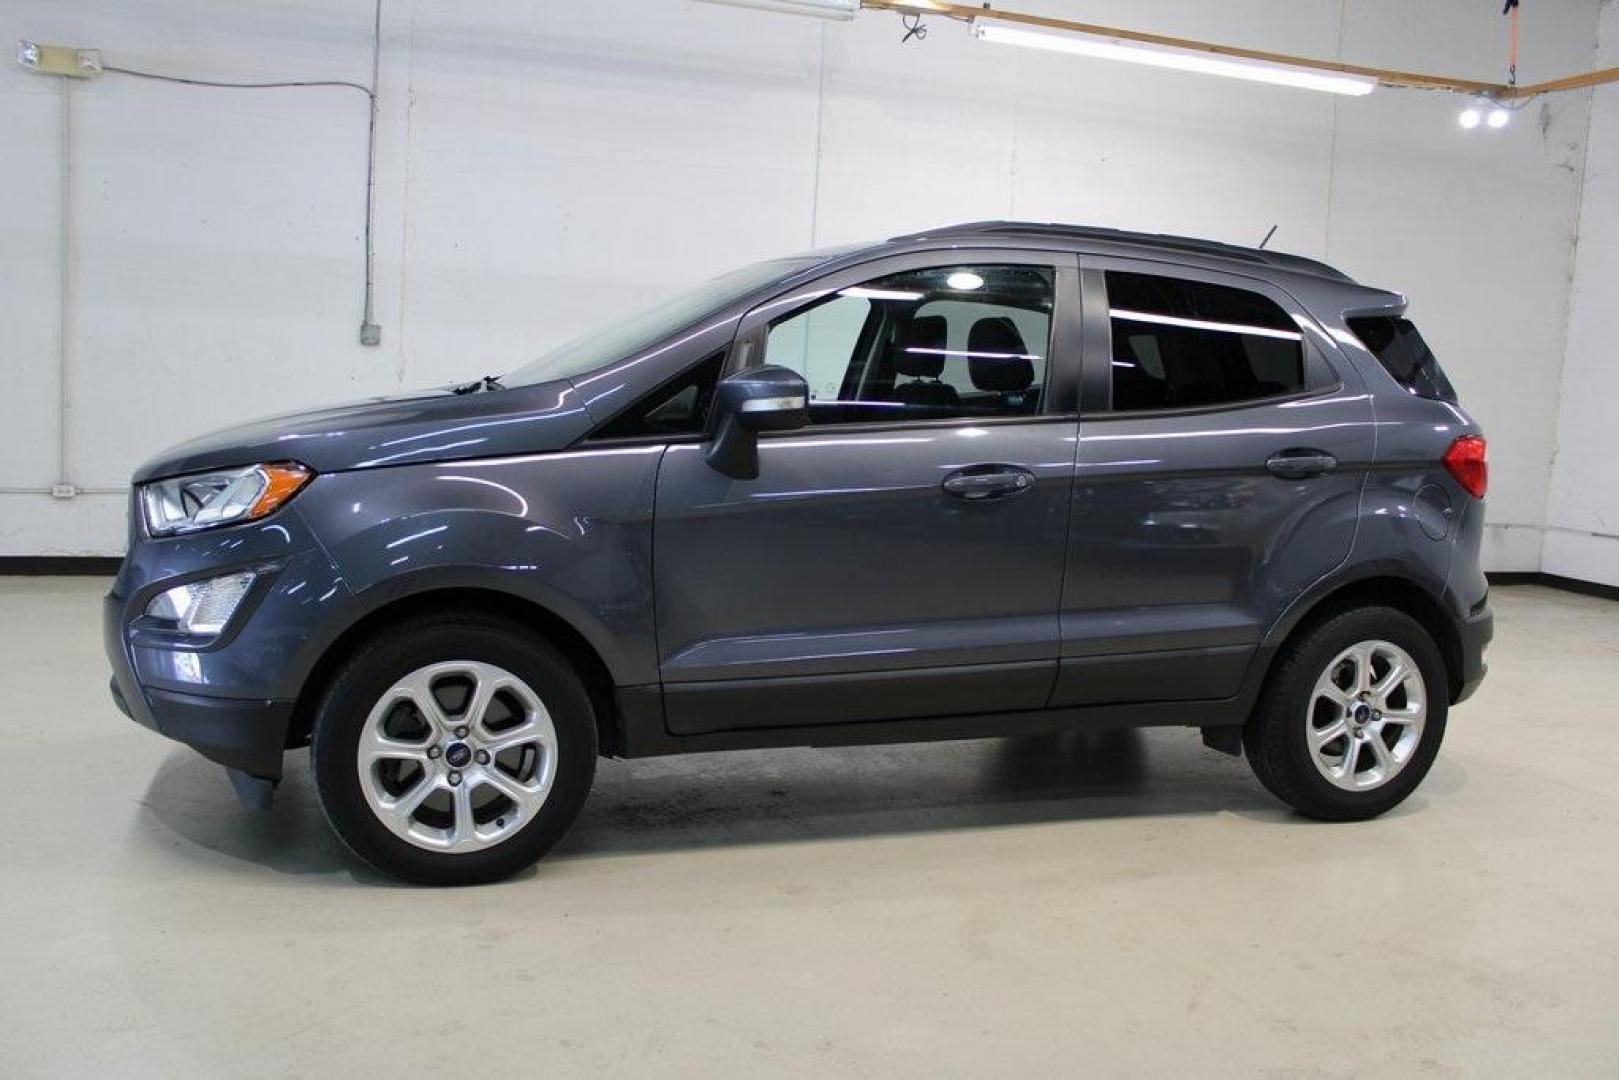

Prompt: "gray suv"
[105,221,1493,884]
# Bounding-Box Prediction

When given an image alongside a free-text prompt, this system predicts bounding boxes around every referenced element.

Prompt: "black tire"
[311,611,597,885]
[1243,605,1448,821]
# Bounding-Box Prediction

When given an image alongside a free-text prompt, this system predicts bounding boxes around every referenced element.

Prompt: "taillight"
[1443,434,1487,498]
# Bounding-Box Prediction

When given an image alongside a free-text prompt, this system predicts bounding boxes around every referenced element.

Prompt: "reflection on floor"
[139,723,1260,874]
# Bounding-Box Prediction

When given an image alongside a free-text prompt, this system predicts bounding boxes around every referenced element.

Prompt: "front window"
[762,264,1054,424]
[503,256,824,388]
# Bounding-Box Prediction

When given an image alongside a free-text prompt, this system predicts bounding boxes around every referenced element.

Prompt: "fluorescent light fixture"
[907,347,1043,360]
[972,23,1377,97]
[1110,308,1303,341]
[840,286,925,301]
[689,0,858,19]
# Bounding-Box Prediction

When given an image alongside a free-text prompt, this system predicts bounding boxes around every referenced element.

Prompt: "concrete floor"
[1,579,1616,1077]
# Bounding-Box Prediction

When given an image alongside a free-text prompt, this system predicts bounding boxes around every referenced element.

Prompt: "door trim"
[663,660,1057,736]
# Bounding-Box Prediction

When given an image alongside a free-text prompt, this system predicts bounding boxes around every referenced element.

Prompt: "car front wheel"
[1244,605,1449,821]
[311,612,597,885]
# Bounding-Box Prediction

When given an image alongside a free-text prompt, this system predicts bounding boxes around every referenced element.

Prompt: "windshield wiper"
[450,374,505,395]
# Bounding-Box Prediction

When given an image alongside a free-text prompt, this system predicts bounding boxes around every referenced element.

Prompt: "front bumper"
[108,670,293,778]
[1453,602,1493,704]
[103,499,352,783]
[105,591,295,779]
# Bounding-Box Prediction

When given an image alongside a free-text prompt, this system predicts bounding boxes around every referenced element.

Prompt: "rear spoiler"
[1341,291,1409,320]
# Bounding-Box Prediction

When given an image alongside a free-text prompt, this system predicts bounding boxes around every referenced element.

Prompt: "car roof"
[857,220,1358,287]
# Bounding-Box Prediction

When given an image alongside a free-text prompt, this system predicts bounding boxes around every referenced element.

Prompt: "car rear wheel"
[1244,606,1448,821]
[311,612,597,885]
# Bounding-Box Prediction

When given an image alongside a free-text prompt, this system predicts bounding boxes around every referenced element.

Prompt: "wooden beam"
[1505,66,1619,98]
[862,0,1619,99]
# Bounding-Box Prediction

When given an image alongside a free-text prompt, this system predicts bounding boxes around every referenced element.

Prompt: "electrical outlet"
[17,41,102,78]
[50,483,78,499]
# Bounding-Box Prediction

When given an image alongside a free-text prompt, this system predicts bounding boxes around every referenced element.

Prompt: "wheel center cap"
[1351,702,1372,725]
[444,742,472,769]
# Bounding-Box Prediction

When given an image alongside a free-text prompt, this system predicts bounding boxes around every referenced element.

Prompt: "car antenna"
[1258,224,1278,250]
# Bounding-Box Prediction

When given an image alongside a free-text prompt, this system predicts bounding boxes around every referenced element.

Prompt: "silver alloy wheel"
[356,660,557,853]
[1306,639,1427,792]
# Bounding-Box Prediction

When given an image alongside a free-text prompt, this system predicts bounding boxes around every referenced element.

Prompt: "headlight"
[141,462,312,537]
[145,571,258,636]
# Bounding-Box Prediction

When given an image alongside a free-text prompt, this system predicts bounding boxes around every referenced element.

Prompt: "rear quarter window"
[1347,316,1457,403]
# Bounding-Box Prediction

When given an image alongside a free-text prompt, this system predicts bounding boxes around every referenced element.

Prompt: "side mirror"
[705,365,809,479]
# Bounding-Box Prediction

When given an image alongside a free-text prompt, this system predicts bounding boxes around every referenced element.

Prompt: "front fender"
[293,445,667,687]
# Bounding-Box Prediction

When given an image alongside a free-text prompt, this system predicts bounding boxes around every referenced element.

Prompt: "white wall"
[1546,0,1619,588]
[0,0,1603,562]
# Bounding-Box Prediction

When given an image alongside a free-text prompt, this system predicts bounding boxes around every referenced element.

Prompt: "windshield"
[503,256,825,387]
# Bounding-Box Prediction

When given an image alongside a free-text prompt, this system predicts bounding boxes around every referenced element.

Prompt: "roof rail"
[887,221,1352,282]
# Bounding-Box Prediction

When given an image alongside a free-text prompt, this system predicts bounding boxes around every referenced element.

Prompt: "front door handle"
[1266,448,1338,480]
[942,465,1036,501]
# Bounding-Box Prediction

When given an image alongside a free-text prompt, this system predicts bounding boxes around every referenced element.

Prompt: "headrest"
[892,315,948,379]
[967,317,1035,393]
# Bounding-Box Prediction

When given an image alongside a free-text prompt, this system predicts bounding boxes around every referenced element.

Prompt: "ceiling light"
[689,0,858,19]
[972,23,1377,97]
[1459,101,1510,131]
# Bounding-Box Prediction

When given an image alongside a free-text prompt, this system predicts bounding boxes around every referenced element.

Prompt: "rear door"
[1054,256,1374,706]
[652,250,1082,735]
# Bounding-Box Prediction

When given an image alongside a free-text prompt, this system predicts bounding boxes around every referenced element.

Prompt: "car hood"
[132,379,593,482]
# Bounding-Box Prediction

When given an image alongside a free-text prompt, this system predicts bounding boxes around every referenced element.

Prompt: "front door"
[653,253,1081,735]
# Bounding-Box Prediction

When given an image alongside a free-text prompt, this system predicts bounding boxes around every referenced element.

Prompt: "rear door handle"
[1266,449,1338,480]
[942,465,1036,501]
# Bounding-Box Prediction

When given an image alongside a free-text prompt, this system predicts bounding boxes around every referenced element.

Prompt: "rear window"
[1105,271,1306,412]
[1347,316,1457,403]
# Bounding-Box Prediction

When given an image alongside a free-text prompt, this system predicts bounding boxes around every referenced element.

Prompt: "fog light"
[145,571,256,636]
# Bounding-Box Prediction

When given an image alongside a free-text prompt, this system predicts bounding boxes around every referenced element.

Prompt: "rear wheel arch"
[1258,575,1466,705]
[286,587,623,757]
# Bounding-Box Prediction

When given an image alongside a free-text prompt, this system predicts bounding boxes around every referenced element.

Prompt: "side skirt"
[611,685,1247,758]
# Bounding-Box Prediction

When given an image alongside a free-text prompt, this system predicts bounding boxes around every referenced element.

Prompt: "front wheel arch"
[286,587,622,757]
